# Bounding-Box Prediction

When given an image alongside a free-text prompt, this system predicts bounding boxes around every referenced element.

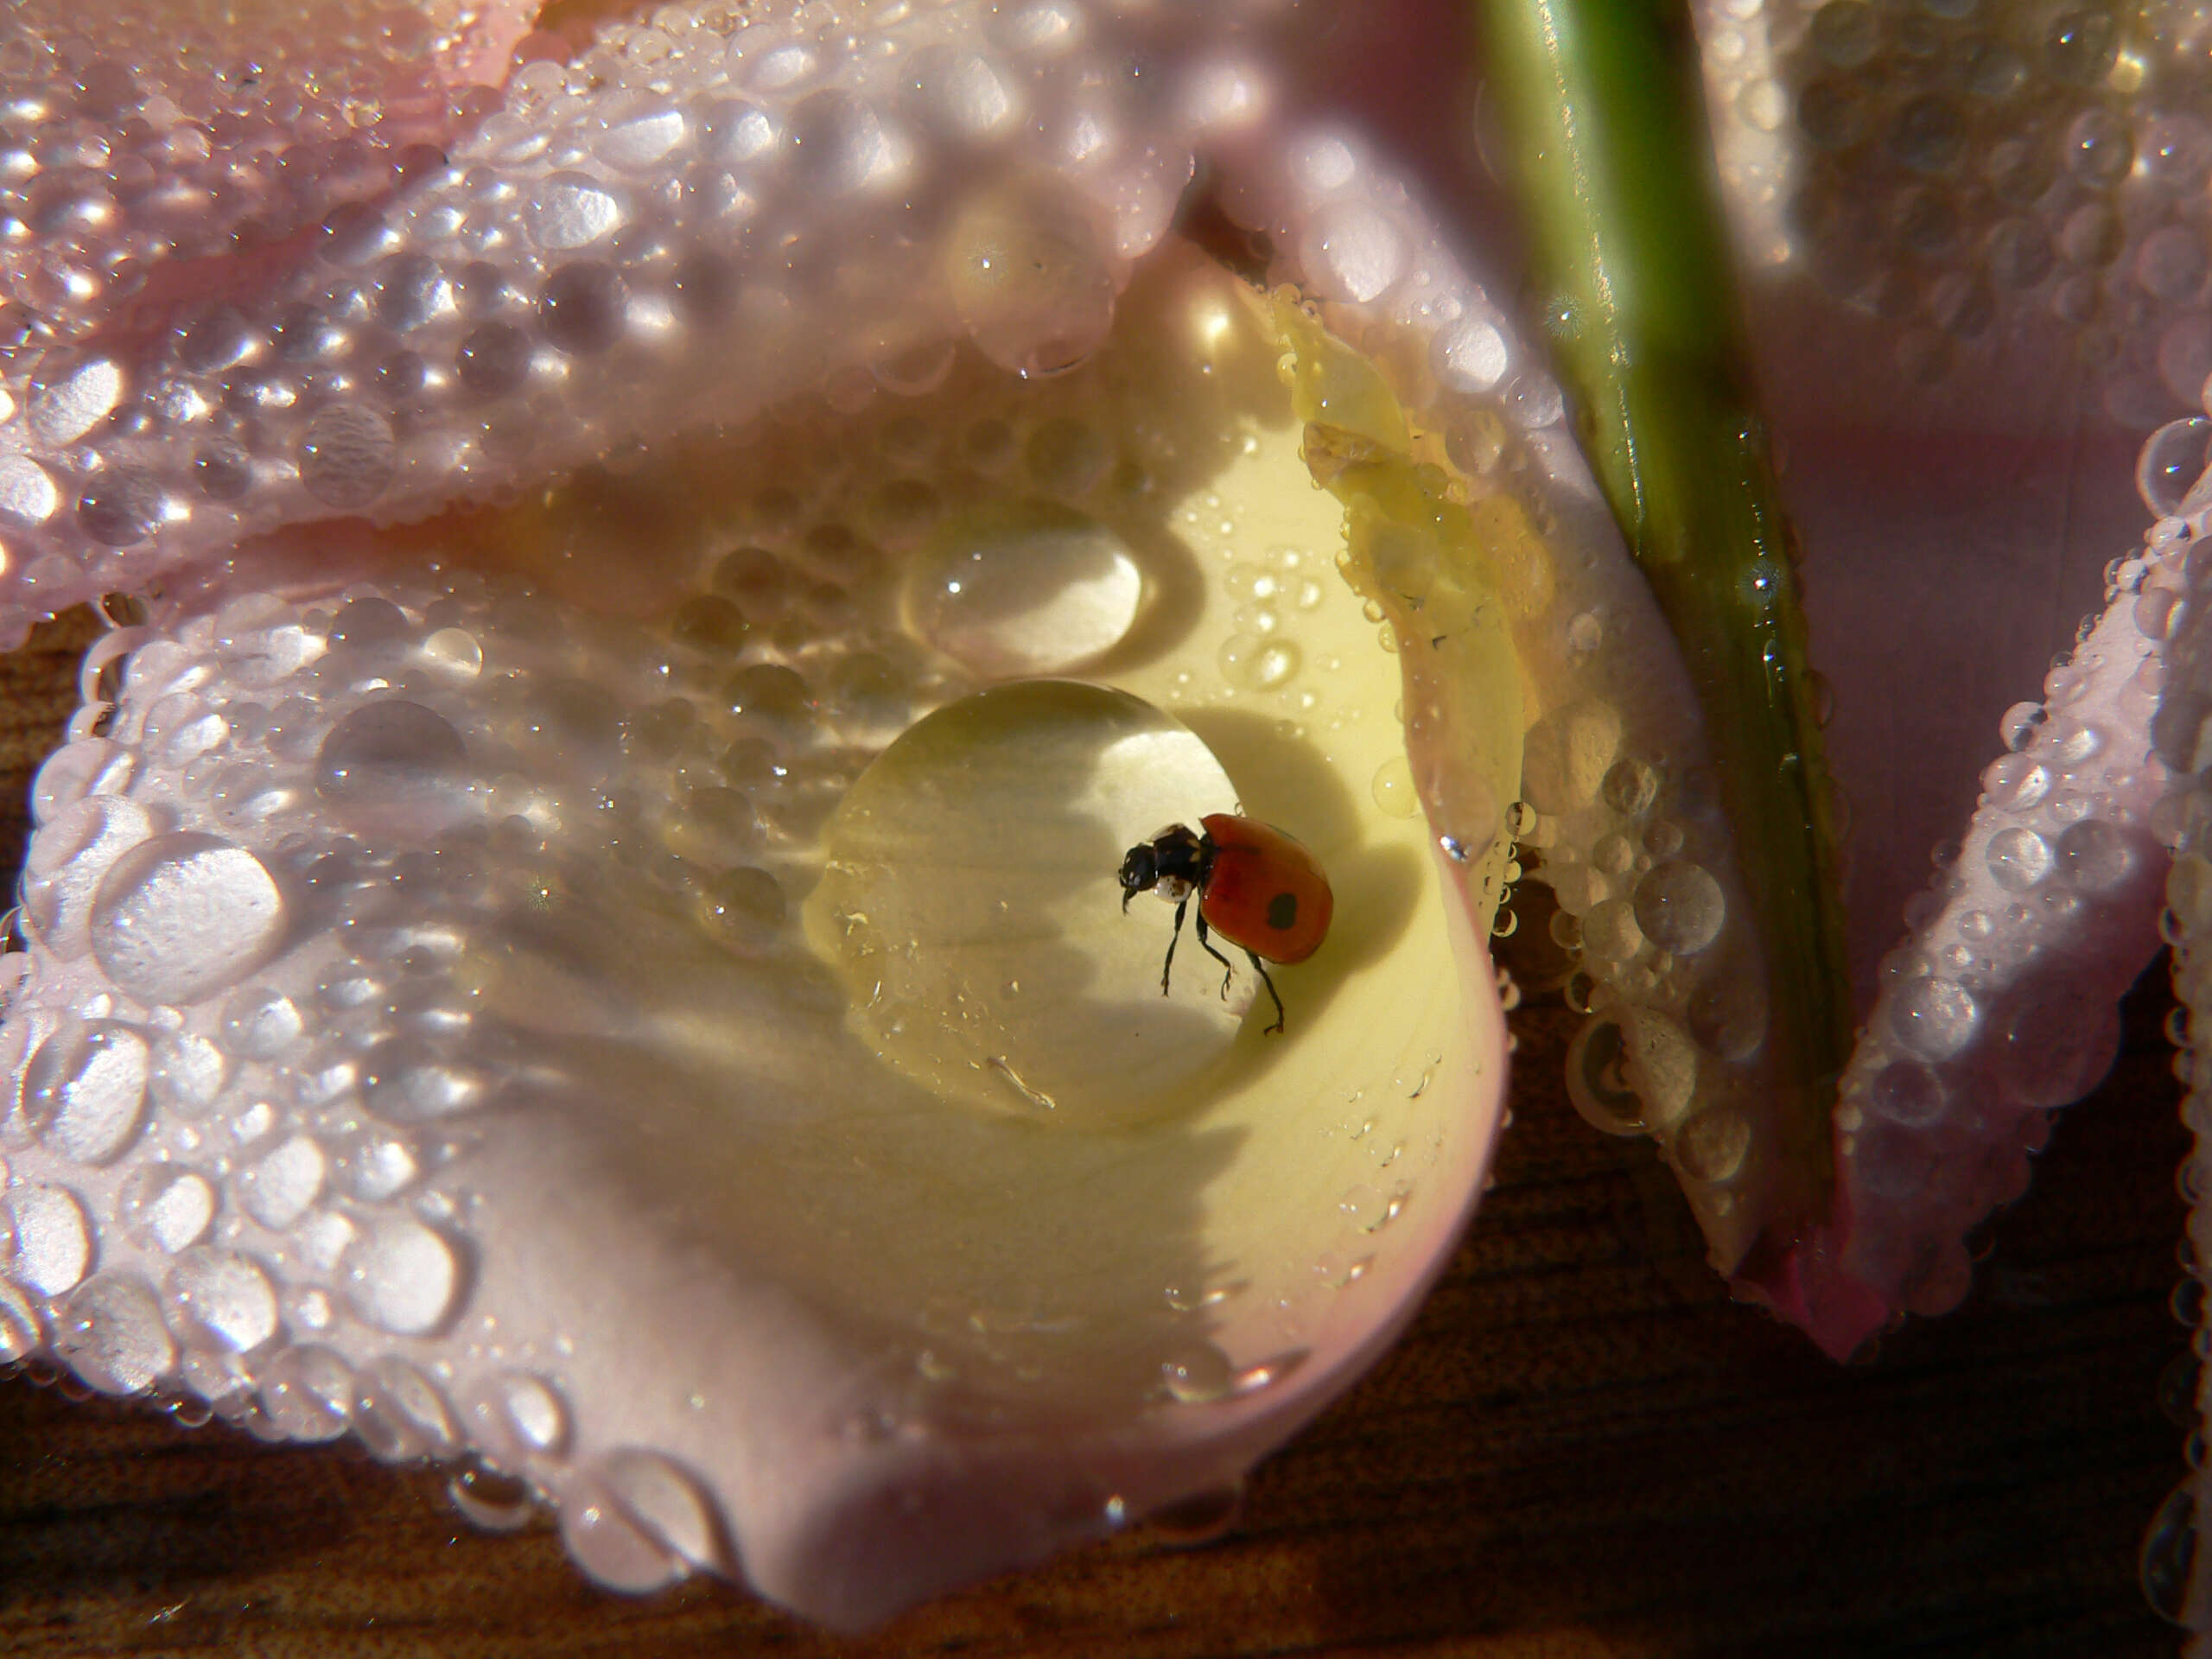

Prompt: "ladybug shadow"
[1175,708,1430,1042]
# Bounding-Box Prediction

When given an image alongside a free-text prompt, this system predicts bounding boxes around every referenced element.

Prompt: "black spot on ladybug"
[1266,890,1299,931]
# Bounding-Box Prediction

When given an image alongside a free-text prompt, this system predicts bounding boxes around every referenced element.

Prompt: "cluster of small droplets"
[0,2,492,335]
[0,563,829,1586]
[0,0,1304,642]
[1802,428,2191,1350]
[1700,0,2212,422]
[1201,112,1799,1269]
[2142,453,2212,1635]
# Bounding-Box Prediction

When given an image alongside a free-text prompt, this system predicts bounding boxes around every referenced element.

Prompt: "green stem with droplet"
[1476,0,1851,1233]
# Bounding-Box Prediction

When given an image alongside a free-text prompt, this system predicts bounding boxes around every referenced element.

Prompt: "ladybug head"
[1120,823,1205,910]
[1118,841,1160,911]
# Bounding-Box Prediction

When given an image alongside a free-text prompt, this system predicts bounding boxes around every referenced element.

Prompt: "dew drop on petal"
[1631,861,1725,955]
[2057,817,2135,892]
[0,1281,41,1363]
[6,1182,92,1295]
[2139,416,2212,518]
[259,1343,354,1440]
[354,1356,461,1462]
[1986,825,2053,892]
[944,179,1116,378]
[341,1216,461,1336]
[19,1020,148,1164]
[299,404,397,510]
[1887,975,1981,1062]
[120,1164,217,1254]
[89,834,289,1006]
[1865,1060,1946,1128]
[164,1245,278,1354]
[55,1272,174,1395]
[235,1133,327,1230]
[469,1370,570,1463]
[903,500,1141,676]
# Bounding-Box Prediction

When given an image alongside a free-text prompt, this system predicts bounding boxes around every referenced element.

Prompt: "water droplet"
[315,701,473,832]
[562,1451,723,1591]
[1160,1342,1236,1404]
[469,1370,570,1464]
[2140,227,2211,305]
[2142,1478,2200,1626]
[538,262,629,355]
[2047,8,2119,86]
[1600,757,1657,817]
[1676,1108,1751,1185]
[219,987,304,1059]
[1808,0,1879,67]
[1999,701,2046,752]
[6,1183,92,1295]
[2065,105,2132,186]
[529,172,625,250]
[55,1272,173,1395]
[29,355,125,444]
[1986,825,2053,893]
[1980,753,2051,812]
[360,1038,489,1124]
[236,1134,327,1230]
[164,1245,278,1354]
[0,1281,41,1362]
[341,1216,461,1335]
[1564,1015,1643,1136]
[1432,316,1510,393]
[944,179,1115,378]
[1145,1482,1246,1546]
[259,1344,353,1440]
[17,1020,148,1164]
[2058,817,2135,893]
[300,404,396,510]
[1300,199,1408,304]
[1887,975,1981,1062]
[903,500,1141,676]
[89,834,288,1007]
[1865,1060,1946,1128]
[150,1033,228,1116]
[1632,862,1725,956]
[449,1462,539,1532]
[354,1357,460,1462]
[120,1164,217,1255]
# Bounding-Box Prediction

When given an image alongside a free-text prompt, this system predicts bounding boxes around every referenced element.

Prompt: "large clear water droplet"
[89,833,289,1006]
[903,499,1143,677]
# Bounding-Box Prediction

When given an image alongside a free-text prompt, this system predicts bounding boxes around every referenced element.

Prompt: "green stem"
[1476,1,1852,1210]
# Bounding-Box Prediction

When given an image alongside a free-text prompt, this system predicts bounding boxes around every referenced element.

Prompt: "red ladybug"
[1118,813,1333,1034]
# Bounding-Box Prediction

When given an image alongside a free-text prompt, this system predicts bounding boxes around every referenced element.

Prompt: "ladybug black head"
[1120,823,1207,910]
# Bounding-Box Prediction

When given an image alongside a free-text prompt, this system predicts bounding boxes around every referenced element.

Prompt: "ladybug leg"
[1192,906,1236,996]
[1160,895,1189,996]
[1247,950,1287,1035]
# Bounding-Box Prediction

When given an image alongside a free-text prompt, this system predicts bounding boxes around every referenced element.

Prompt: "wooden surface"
[0,612,2193,1658]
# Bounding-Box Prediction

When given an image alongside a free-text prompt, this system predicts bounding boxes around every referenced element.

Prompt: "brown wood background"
[0,610,2192,1658]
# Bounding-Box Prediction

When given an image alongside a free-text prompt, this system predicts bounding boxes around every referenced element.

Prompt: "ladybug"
[1118,813,1333,1034]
